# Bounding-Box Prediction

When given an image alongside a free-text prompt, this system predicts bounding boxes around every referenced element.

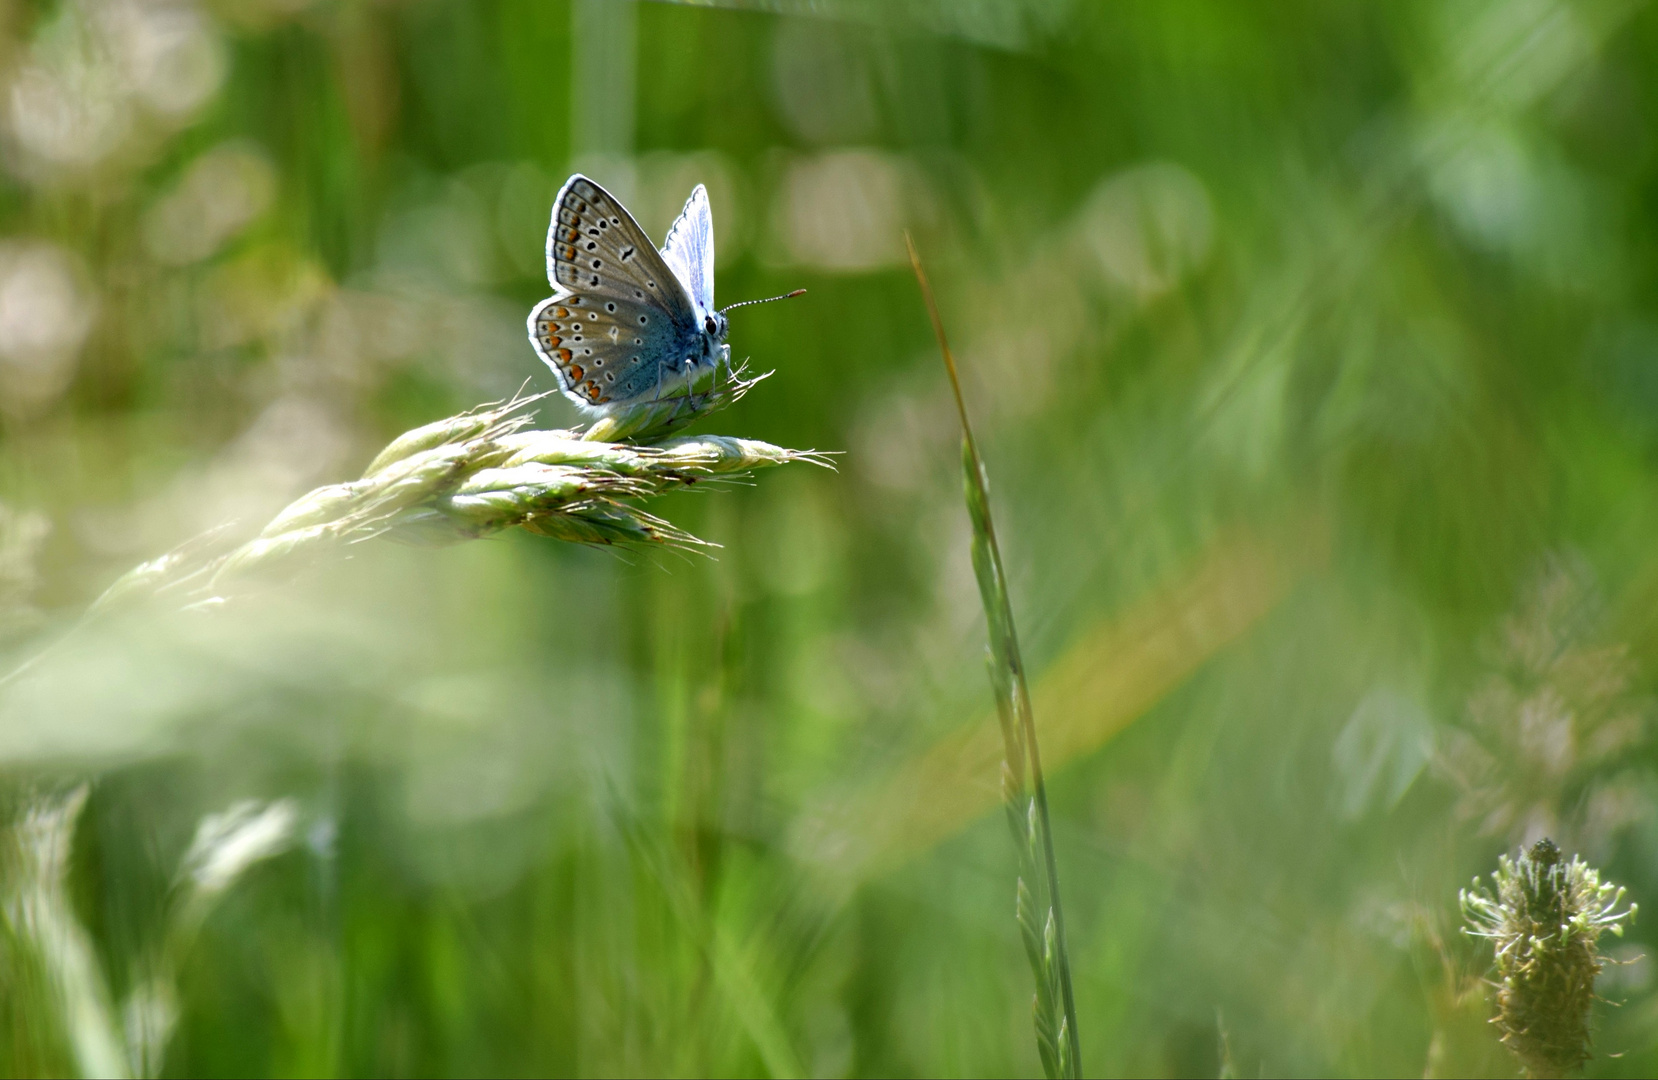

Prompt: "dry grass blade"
[906,232,1081,1079]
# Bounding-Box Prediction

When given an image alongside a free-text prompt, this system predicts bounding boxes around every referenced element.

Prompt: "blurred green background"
[0,0,1656,1075]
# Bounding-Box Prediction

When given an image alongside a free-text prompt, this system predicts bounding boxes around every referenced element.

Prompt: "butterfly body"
[529,175,727,413]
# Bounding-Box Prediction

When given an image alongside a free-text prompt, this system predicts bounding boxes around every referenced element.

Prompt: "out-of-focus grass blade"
[643,0,1064,51]
[3,787,131,1079]
[791,517,1321,885]
[906,233,1082,1079]
[608,796,804,1080]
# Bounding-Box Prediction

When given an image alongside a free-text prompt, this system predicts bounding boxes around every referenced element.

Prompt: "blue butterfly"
[527,174,798,414]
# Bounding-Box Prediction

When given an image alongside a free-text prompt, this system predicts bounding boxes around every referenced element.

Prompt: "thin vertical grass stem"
[907,232,1082,1079]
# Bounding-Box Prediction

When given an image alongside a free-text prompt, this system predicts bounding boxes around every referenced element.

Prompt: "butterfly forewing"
[545,175,695,324]
[532,174,723,413]
[529,293,701,407]
[660,185,715,317]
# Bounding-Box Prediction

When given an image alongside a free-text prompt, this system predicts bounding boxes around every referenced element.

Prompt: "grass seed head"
[82,378,815,610]
[436,465,647,533]
[361,396,538,476]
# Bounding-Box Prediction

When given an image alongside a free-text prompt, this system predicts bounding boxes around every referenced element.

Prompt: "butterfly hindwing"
[528,292,701,408]
[660,184,715,318]
[545,175,696,325]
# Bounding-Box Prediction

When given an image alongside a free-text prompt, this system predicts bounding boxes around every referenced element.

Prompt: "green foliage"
[2,1,1658,1077]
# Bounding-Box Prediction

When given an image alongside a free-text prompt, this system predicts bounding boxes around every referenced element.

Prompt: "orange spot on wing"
[567,364,584,381]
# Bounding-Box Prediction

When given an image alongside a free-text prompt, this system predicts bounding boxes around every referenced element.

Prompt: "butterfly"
[527,174,800,414]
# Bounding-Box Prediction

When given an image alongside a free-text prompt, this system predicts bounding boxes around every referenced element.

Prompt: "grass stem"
[907,233,1082,1079]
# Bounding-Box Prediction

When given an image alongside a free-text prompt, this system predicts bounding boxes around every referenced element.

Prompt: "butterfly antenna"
[720,289,806,315]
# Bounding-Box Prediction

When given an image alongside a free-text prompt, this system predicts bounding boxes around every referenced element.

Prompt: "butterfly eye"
[704,316,717,335]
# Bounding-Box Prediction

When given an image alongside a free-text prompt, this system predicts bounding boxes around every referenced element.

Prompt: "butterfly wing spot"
[633,338,642,345]
[568,365,584,381]
[556,349,572,361]
[621,246,635,261]
[605,372,616,382]
[610,217,620,225]
[591,260,603,269]
[605,302,616,312]
[585,241,597,251]
[638,315,648,325]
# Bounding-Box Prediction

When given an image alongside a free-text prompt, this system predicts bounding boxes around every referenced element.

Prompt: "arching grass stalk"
[907,235,1081,1080]
[84,370,827,616]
